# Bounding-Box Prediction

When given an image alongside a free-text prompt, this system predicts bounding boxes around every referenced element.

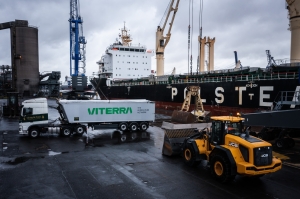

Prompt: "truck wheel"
[75,125,85,136]
[211,154,234,183]
[119,123,128,131]
[183,144,199,167]
[140,122,148,131]
[29,128,40,138]
[62,127,72,137]
[129,123,138,132]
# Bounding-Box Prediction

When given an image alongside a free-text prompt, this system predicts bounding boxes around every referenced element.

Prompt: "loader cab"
[210,116,245,145]
[210,120,225,145]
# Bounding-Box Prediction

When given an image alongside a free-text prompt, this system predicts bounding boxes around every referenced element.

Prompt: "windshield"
[226,122,243,136]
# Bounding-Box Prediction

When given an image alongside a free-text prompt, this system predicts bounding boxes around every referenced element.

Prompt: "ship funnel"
[286,0,300,63]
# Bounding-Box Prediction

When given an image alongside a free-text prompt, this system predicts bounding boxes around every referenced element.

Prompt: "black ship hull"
[92,66,300,116]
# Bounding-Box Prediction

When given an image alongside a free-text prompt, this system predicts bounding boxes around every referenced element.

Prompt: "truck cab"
[19,98,49,137]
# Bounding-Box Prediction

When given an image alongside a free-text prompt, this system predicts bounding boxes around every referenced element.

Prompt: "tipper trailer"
[19,98,155,139]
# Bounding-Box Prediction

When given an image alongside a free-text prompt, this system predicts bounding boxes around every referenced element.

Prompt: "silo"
[0,20,39,96]
[11,21,39,96]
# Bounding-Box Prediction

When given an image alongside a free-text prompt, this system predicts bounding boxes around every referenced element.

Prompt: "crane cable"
[159,0,172,28]
[188,0,193,74]
[198,0,203,74]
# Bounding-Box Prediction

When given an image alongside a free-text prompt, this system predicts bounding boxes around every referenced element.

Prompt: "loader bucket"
[171,110,197,124]
[162,128,197,156]
[196,111,211,122]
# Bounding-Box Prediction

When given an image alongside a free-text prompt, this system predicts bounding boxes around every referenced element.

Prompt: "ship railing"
[106,70,298,86]
[272,91,300,110]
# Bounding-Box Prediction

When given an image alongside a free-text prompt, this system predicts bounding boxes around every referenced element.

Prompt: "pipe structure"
[286,0,300,63]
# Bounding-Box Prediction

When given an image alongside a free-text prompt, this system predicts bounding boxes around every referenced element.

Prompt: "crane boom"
[69,0,86,77]
[156,0,180,76]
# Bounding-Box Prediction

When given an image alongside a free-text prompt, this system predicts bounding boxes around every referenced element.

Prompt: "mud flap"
[162,128,197,156]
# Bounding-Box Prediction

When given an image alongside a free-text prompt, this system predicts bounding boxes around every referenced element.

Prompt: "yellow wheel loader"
[162,115,282,183]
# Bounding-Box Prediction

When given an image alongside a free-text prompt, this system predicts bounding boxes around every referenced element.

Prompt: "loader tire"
[183,144,199,167]
[211,154,235,183]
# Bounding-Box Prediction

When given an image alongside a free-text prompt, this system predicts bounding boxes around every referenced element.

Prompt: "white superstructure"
[97,24,154,79]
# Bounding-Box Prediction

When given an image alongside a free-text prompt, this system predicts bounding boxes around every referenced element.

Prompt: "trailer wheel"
[257,132,268,140]
[275,139,286,149]
[183,144,199,167]
[129,123,138,132]
[284,137,295,149]
[75,125,85,136]
[119,123,128,131]
[140,122,148,132]
[29,128,40,138]
[211,154,234,183]
[62,127,72,137]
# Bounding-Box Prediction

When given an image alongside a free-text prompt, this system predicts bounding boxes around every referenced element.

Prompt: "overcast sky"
[0,0,291,80]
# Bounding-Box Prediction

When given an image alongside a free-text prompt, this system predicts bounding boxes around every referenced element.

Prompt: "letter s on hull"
[215,87,224,104]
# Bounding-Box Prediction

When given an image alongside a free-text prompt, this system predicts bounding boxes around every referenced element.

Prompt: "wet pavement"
[1,99,300,199]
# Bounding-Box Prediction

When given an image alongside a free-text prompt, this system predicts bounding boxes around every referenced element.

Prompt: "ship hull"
[93,78,300,116]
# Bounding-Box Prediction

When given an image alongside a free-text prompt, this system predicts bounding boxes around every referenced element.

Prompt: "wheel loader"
[162,115,282,183]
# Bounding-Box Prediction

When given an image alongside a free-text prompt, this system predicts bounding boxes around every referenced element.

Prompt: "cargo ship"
[91,2,300,116]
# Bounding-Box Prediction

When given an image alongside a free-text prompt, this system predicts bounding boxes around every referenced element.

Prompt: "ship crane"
[69,0,86,77]
[266,50,277,68]
[156,0,180,76]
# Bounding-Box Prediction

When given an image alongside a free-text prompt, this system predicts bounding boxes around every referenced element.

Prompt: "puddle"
[48,151,69,156]
[4,156,45,165]
[48,151,61,156]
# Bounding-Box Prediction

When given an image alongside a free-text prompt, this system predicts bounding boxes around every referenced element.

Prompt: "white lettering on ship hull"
[291,86,300,108]
[171,85,299,108]
[183,87,206,103]
[260,86,273,107]
[236,86,246,105]
[171,87,178,101]
[215,87,224,104]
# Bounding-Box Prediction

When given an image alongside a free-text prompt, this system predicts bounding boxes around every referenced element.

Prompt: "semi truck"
[19,98,155,140]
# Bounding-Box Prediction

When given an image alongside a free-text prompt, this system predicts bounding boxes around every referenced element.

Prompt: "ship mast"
[119,22,132,47]
[286,0,300,63]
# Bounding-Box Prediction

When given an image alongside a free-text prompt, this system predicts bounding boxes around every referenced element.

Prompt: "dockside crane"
[69,0,87,91]
[156,0,180,76]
